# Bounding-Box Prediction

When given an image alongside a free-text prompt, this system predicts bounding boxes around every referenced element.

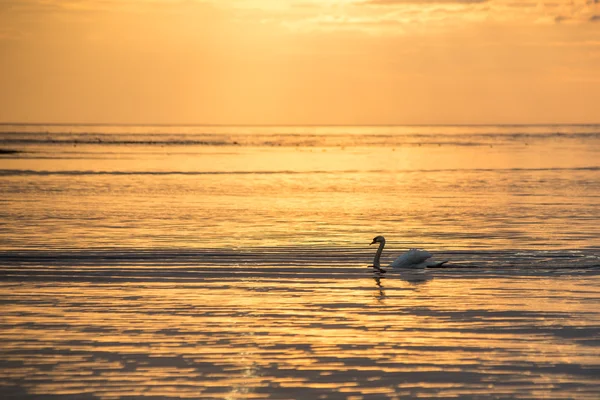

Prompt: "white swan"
[370,235,447,271]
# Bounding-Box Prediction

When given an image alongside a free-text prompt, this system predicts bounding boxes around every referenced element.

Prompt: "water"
[1,124,599,398]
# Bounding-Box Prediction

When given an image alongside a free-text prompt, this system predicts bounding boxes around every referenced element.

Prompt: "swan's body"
[370,235,447,271]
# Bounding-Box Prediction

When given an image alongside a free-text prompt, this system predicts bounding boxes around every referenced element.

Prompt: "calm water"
[1,124,599,399]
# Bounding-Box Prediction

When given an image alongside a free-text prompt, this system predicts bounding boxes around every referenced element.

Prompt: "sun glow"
[0,0,599,124]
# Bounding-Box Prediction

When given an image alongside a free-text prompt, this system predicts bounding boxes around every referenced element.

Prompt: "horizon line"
[1,122,600,127]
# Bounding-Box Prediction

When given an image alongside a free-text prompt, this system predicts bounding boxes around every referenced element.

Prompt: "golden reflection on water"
[2,168,599,251]
[1,130,599,398]
[1,135,599,252]
[1,271,599,399]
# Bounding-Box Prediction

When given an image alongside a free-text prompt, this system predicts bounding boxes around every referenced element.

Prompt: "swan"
[370,235,447,272]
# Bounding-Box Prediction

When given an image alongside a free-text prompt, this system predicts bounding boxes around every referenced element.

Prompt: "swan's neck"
[373,240,385,268]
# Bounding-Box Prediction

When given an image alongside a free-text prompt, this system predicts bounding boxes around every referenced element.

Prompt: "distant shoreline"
[0,148,20,154]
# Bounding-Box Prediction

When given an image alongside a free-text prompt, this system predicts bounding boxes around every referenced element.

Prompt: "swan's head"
[370,235,385,245]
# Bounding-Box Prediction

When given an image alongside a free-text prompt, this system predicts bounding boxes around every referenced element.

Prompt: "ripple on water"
[0,251,599,399]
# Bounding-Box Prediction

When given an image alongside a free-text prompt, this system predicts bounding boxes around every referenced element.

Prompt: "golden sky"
[0,0,599,124]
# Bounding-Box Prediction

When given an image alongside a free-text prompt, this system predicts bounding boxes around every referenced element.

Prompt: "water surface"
[1,124,599,398]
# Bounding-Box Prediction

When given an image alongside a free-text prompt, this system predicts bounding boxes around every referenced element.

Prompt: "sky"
[0,0,599,125]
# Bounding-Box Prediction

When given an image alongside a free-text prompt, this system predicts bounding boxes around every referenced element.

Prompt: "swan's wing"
[389,249,432,268]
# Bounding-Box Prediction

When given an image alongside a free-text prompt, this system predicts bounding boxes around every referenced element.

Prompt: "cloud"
[362,0,488,4]
[0,0,215,15]
[2,0,599,43]
[359,0,600,25]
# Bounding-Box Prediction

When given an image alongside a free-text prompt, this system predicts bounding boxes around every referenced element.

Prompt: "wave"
[0,136,233,146]
[1,166,599,177]
[1,247,598,282]
[1,126,600,148]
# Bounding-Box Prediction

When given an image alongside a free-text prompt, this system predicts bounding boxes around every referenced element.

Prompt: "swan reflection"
[373,275,386,302]
[396,268,433,285]
[372,266,433,286]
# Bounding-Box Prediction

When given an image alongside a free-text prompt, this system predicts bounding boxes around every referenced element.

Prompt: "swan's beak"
[370,240,376,245]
